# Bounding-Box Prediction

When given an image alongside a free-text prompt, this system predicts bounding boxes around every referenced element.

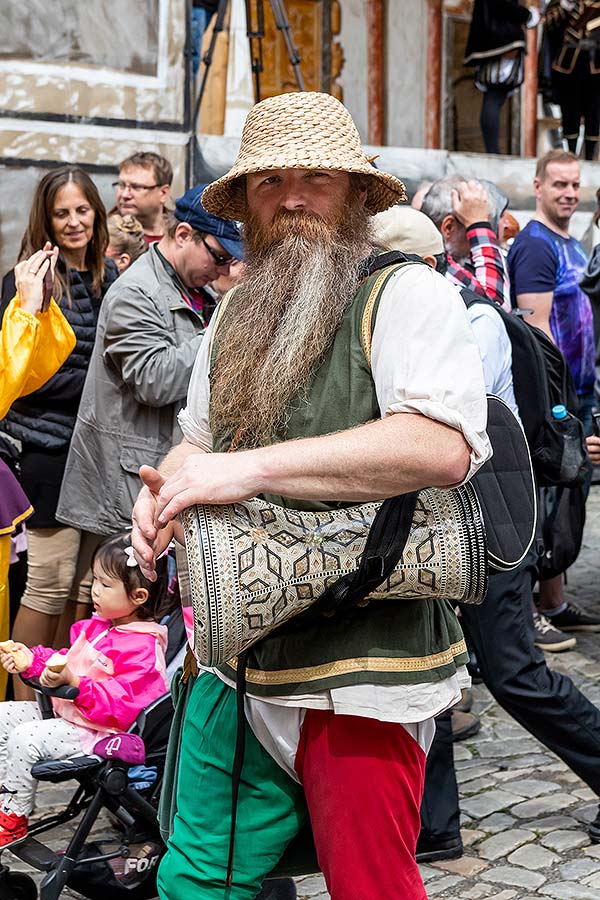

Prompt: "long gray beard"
[209,213,373,449]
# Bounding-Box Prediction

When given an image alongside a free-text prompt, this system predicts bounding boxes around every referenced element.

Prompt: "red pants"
[295,710,428,900]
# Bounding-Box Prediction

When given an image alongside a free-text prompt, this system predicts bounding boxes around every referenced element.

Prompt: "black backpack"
[362,251,589,487]
[459,288,590,488]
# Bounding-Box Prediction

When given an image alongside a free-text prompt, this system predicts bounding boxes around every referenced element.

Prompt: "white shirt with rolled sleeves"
[178,263,491,778]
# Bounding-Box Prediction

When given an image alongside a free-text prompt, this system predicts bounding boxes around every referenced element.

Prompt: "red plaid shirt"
[446,221,511,312]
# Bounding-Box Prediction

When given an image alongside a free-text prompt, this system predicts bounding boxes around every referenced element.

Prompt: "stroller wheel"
[3,872,37,900]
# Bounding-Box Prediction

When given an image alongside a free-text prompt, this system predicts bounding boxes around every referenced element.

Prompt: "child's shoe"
[0,808,27,845]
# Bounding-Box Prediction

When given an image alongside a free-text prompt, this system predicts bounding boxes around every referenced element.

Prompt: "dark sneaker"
[546,602,600,633]
[533,614,577,652]
[416,834,463,863]
[451,710,481,742]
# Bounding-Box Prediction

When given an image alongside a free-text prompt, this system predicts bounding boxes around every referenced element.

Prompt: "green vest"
[211,265,468,696]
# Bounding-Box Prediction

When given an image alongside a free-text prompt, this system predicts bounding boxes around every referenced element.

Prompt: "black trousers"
[420,708,459,840]
[480,87,511,155]
[553,53,600,160]
[421,549,600,839]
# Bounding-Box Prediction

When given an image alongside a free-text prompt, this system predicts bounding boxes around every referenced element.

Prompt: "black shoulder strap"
[361,250,427,279]
[310,491,420,615]
[459,285,495,310]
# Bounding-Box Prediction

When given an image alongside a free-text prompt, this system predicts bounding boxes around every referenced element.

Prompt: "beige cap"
[372,205,444,258]
[201,91,407,221]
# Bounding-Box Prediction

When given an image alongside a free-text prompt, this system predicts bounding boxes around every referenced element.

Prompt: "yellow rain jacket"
[0,294,76,419]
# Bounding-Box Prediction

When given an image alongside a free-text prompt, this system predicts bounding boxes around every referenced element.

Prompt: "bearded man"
[132,92,490,900]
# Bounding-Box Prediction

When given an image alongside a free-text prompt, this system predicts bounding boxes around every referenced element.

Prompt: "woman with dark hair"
[0,166,117,697]
[464,0,541,154]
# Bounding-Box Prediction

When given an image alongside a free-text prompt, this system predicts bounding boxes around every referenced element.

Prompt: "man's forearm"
[249,413,472,502]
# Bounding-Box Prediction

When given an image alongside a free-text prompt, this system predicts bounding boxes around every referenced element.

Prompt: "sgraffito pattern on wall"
[0,0,185,124]
[2,0,160,75]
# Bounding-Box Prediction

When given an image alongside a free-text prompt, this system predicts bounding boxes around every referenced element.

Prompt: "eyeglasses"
[112,181,159,193]
[202,237,233,266]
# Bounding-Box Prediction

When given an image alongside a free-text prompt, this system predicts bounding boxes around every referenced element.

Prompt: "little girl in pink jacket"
[0,533,175,846]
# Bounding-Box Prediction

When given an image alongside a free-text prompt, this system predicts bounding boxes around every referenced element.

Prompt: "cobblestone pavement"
[5,487,600,899]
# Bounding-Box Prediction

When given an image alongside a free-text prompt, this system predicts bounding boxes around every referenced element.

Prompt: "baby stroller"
[0,606,318,900]
[0,608,186,900]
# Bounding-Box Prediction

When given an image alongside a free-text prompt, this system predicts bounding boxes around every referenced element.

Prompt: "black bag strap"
[360,249,427,279]
[311,491,421,615]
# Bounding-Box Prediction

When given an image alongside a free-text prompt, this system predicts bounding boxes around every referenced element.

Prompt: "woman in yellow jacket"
[1,243,75,418]
[0,243,75,697]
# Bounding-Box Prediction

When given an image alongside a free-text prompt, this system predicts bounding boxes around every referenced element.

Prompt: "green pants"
[157,672,307,900]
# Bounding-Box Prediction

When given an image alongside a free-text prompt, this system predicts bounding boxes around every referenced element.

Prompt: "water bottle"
[550,404,587,483]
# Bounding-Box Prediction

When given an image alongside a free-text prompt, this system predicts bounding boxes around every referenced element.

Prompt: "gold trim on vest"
[228,639,468,685]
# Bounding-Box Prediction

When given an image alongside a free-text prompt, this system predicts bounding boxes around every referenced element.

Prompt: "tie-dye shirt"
[507,219,595,395]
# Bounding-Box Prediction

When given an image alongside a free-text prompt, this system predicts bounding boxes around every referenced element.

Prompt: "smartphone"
[592,412,600,438]
[41,253,53,312]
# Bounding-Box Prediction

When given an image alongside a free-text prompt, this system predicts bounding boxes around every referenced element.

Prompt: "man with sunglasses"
[112,152,174,243]
[56,185,244,542]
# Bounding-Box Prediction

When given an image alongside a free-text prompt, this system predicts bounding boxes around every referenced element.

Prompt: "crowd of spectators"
[0,137,599,894]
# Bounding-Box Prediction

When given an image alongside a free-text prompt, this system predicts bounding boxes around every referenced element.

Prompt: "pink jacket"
[24,615,168,751]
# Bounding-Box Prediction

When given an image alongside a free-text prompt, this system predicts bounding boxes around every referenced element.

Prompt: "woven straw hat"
[201,92,407,221]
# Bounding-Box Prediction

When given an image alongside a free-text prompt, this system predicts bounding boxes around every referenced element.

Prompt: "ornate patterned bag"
[180,483,487,667]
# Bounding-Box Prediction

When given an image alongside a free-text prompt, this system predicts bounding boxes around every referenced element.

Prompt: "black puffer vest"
[0,260,118,450]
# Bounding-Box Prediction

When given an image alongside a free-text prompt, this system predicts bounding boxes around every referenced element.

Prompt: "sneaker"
[451,710,481,742]
[0,808,27,846]
[533,614,577,652]
[545,602,600,633]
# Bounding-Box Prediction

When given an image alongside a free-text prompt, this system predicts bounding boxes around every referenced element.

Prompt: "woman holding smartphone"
[0,243,75,418]
[0,167,117,697]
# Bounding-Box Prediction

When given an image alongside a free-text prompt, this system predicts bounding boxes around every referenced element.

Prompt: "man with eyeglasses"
[112,151,174,243]
[56,184,244,545]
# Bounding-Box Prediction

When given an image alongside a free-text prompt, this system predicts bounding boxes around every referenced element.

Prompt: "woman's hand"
[14,242,59,315]
[40,663,79,689]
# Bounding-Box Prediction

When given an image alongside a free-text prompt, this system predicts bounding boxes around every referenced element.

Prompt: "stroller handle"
[22,677,80,701]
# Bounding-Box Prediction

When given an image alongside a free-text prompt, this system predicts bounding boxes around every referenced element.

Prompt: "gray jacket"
[57,245,204,534]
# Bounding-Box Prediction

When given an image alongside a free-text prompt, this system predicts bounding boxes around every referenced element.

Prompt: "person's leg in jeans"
[296,710,427,900]
[480,87,510,154]
[460,551,600,797]
[419,709,462,857]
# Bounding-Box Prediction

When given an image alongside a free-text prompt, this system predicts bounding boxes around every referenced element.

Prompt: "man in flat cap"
[133,92,490,899]
[57,185,242,546]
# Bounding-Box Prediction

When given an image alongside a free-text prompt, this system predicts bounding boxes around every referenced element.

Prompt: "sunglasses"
[202,238,234,266]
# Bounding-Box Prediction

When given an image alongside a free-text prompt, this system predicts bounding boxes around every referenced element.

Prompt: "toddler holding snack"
[0,533,172,846]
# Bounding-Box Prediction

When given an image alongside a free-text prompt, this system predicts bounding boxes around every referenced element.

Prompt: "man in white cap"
[132,91,490,900]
